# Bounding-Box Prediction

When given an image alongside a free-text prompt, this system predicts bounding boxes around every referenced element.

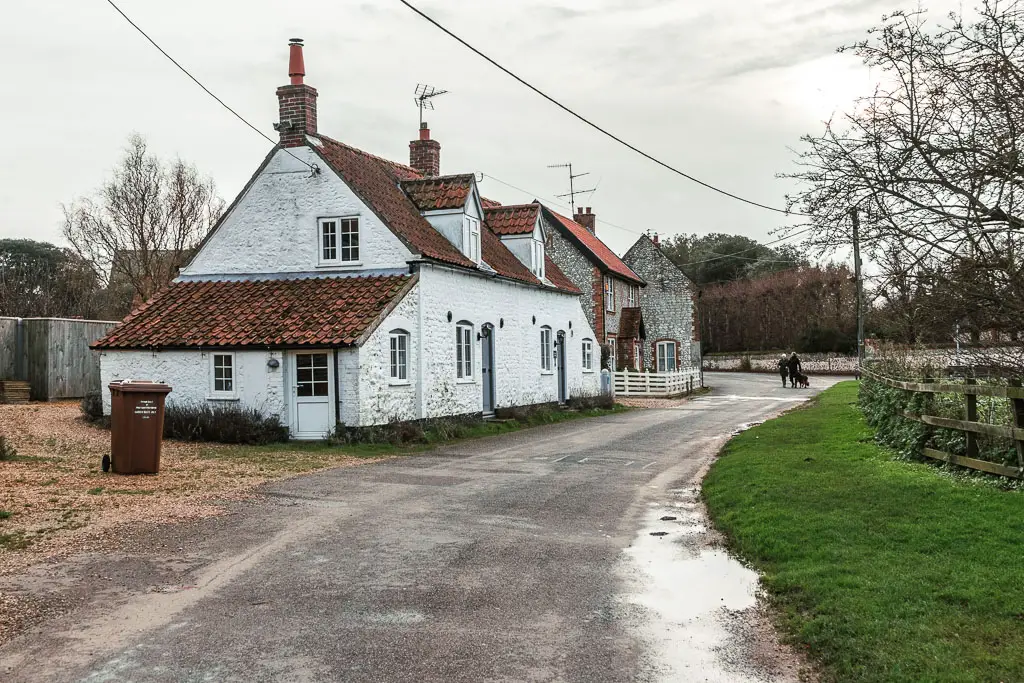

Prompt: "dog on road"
[794,372,810,388]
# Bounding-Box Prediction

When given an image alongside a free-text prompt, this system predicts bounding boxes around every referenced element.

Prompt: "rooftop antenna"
[548,162,596,214]
[414,84,449,128]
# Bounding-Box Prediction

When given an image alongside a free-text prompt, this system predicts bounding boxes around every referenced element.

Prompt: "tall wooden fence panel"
[0,318,18,379]
[0,317,118,400]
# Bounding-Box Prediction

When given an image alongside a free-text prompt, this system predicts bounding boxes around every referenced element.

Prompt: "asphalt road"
[0,372,843,683]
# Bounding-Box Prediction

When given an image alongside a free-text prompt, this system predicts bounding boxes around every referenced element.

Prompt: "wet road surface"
[0,372,843,682]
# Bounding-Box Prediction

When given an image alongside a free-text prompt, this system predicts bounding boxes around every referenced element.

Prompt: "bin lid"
[108,379,172,394]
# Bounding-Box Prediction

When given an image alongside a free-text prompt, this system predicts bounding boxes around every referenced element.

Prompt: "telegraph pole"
[850,207,865,370]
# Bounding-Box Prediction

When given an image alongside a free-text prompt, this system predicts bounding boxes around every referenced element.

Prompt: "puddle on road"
[620,493,794,682]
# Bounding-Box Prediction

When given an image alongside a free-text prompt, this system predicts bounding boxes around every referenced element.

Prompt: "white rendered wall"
[413,264,600,418]
[181,146,414,277]
[423,211,465,253]
[98,349,287,419]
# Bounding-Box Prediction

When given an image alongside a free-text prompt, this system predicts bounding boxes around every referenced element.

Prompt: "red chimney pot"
[288,38,305,85]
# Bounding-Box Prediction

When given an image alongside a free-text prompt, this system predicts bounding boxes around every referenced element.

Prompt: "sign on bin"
[108,380,172,475]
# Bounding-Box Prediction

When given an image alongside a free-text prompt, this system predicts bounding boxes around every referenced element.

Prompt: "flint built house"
[92,40,600,439]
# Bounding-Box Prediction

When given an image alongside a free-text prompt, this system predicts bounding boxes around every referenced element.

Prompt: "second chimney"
[410,122,441,176]
[275,39,318,148]
[574,206,596,234]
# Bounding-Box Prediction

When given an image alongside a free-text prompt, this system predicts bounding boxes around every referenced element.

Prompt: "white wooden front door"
[290,351,334,439]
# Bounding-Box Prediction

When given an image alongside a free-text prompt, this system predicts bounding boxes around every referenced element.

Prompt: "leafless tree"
[784,0,1024,358]
[62,134,224,306]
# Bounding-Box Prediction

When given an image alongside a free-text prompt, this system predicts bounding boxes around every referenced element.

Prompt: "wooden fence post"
[1010,378,1024,471]
[965,378,979,460]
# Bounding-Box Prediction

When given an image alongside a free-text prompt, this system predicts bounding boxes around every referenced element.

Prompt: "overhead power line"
[102,0,317,173]
[396,0,803,217]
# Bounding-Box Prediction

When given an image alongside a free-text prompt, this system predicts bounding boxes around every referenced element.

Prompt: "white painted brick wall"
[181,147,414,277]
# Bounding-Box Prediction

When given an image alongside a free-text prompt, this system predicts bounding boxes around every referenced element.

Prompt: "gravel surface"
[0,402,377,642]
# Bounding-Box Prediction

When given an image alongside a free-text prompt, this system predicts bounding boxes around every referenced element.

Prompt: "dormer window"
[531,237,545,278]
[319,217,360,266]
[464,216,481,263]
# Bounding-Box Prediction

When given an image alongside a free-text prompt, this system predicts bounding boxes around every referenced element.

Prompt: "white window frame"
[456,322,474,381]
[604,276,615,312]
[318,216,361,266]
[627,285,637,308]
[540,326,553,373]
[464,216,481,264]
[582,339,594,372]
[210,352,236,397]
[531,237,545,278]
[389,330,410,385]
[607,337,617,371]
[656,341,677,373]
[633,341,643,370]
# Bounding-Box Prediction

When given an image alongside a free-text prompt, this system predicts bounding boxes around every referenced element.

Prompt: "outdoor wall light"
[267,358,280,369]
[499,318,504,328]
[447,311,453,322]
[532,315,536,324]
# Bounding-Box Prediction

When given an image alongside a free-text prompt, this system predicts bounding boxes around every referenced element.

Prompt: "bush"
[80,392,108,426]
[797,326,856,354]
[738,355,753,372]
[328,414,482,446]
[567,392,614,411]
[0,435,16,461]
[163,402,289,445]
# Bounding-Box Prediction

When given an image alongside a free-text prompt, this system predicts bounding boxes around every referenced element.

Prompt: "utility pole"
[850,207,865,370]
[548,163,595,214]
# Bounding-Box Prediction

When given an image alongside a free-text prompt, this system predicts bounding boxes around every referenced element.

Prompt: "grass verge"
[702,381,1024,683]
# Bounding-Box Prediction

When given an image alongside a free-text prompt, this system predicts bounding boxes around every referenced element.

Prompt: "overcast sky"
[1,0,964,258]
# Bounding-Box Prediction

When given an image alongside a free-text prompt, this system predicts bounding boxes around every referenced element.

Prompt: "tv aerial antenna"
[414,84,449,127]
[548,162,596,214]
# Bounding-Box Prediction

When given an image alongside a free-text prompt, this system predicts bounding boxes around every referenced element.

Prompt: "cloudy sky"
[1,0,963,258]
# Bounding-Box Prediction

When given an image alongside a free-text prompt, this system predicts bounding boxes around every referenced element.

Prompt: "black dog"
[794,372,810,388]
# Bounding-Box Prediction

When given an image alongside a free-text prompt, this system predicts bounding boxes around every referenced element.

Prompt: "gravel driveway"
[0,372,839,682]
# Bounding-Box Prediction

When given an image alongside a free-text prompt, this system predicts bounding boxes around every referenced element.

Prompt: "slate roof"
[484,204,540,236]
[544,208,645,285]
[92,275,413,349]
[400,174,475,211]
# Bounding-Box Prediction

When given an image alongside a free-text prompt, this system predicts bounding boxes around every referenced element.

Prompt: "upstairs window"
[211,353,234,395]
[464,216,481,264]
[456,322,474,379]
[319,217,360,265]
[540,326,553,372]
[657,341,677,373]
[627,285,637,308]
[389,330,409,383]
[531,238,545,278]
[604,276,615,312]
[582,339,593,372]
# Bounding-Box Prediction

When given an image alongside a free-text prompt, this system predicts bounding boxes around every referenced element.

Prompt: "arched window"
[456,321,474,379]
[389,329,409,383]
[581,338,594,371]
[540,326,553,372]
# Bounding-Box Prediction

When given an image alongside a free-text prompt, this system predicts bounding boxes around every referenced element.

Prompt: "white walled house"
[93,40,599,439]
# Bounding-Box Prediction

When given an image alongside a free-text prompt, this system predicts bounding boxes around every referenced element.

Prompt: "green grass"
[0,510,11,521]
[703,382,1024,683]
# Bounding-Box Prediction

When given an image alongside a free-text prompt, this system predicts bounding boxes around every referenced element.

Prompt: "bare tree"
[62,134,224,307]
[784,1,1024,355]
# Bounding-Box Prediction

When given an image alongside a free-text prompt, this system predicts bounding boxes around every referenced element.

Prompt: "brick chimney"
[275,39,318,148]
[574,206,596,234]
[410,122,441,176]
[652,232,660,247]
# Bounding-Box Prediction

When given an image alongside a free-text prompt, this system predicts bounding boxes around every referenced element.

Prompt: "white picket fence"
[612,368,703,397]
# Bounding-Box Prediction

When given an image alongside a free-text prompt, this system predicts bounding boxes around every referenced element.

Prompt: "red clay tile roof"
[543,256,580,294]
[484,204,539,236]
[92,275,413,349]
[480,197,503,209]
[544,207,644,285]
[618,307,645,339]
[313,135,474,268]
[480,228,540,287]
[400,175,475,211]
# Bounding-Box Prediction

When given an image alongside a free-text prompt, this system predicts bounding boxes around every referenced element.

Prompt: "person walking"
[778,355,789,387]
[787,352,802,388]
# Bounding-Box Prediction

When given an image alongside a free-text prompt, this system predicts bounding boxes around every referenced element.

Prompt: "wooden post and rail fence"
[861,367,1024,479]
[612,368,703,398]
